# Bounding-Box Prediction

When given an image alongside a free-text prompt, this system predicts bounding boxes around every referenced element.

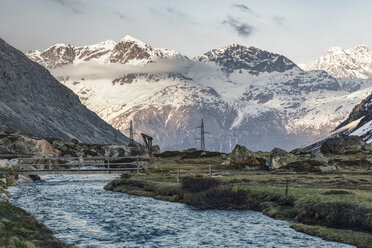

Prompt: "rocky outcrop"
[268,148,297,169]
[0,127,140,158]
[320,133,366,154]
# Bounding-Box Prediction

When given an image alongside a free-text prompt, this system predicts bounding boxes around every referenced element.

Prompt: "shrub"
[295,199,372,232]
[156,151,183,158]
[181,176,220,193]
[187,186,247,209]
[323,190,353,195]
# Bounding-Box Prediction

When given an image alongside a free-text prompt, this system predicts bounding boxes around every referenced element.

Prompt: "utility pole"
[196,118,209,151]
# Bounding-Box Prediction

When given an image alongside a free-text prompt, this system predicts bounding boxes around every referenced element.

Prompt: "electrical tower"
[196,118,210,151]
[127,120,135,146]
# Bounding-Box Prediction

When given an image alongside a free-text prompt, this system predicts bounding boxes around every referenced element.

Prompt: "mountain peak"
[120,35,147,46]
[301,45,372,79]
[196,44,297,75]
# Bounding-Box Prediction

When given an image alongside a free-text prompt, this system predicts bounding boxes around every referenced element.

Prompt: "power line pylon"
[196,118,210,151]
[127,120,135,146]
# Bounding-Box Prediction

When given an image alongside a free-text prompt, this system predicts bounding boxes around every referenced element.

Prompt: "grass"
[0,202,73,248]
[104,154,372,248]
[292,223,372,248]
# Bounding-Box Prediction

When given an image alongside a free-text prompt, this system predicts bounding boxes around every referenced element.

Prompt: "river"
[8,174,354,248]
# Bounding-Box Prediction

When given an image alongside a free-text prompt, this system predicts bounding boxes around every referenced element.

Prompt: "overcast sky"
[1,0,371,64]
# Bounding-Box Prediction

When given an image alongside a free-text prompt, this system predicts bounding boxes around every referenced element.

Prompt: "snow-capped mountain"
[25,36,372,152]
[26,35,184,68]
[300,45,372,79]
[0,38,131,145]
[196,44,297,75]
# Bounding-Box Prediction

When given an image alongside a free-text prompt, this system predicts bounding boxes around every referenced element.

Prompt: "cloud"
[272,15,285,26]
[232,4,255,14]
[53,0,83,14]
[113,11,131,21]
[166,7,187,19]
[222,16,254,37]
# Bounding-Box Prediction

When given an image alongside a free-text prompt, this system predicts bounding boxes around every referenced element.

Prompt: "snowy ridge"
[300,45,372,79]
[26,35,185,68]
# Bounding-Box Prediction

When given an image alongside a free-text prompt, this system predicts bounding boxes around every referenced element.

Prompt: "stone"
[0,159,11,169]
[319,165,337,173]
[0,178,6,184]
[16,175,33,184]
[320,134,366,154]
[228,144,261,166]
[0,193,8,202]
[268,148,297,169]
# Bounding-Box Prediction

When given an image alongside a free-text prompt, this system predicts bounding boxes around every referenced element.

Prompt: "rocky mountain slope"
[297,93,372,152]
[25,36,372,152]
[300,45,372,79]
[0,38,131,145]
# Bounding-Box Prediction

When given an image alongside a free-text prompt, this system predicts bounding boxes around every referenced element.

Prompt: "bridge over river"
[16,156,150,175]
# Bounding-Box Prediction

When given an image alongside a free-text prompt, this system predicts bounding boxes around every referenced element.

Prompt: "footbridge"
[16,156,150,176]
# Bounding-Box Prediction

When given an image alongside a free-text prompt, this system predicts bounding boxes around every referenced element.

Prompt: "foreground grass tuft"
[0,200,73,248]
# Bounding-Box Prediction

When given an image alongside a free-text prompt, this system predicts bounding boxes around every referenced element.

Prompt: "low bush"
[156,151,183,158]
[181,176,220,193]
[323,190,353,195]
[295,199,372,232]
[187,186,247,209]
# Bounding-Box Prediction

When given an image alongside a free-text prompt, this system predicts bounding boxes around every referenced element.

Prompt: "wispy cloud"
[113,11,131,21]
[53,0,84,14]
[166,7,187,19]
[272,15,285,26]
[222,16,254,37]
[232,4,255,14]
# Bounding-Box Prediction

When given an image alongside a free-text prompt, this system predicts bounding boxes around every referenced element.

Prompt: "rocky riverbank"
[104,143,372,248]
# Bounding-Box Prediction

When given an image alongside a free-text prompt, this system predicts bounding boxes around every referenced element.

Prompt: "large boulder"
[226,145,261,166]
[268,147,297,169]
[320,134,366,154]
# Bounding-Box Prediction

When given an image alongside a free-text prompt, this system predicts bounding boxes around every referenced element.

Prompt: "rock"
[0,178,6,184]
[152,145,161,154]
[271,148,288,156]
[28,175,41,181]
[227,145,261,166]
[0,192,8,202]
[320,133,366,154]
[221,158,231,166]
[319,165,337,173]
[0,159,11,169]
[104,145,130,157]
[268,148,297,169]
[16,175,33,184]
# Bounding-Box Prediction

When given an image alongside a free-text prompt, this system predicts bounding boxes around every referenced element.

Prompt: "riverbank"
[0,168,74,248]
[104,155,372,248]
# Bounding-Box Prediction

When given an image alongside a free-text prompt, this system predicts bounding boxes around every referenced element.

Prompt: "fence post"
[107,156,110,169]
[285,179,289,195]
[177,169,180,185]
[136,156,140,173]
[209,165,211,176]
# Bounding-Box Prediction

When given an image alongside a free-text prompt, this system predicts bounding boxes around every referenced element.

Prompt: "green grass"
[0,202,73,248]
[292,223,372,248]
